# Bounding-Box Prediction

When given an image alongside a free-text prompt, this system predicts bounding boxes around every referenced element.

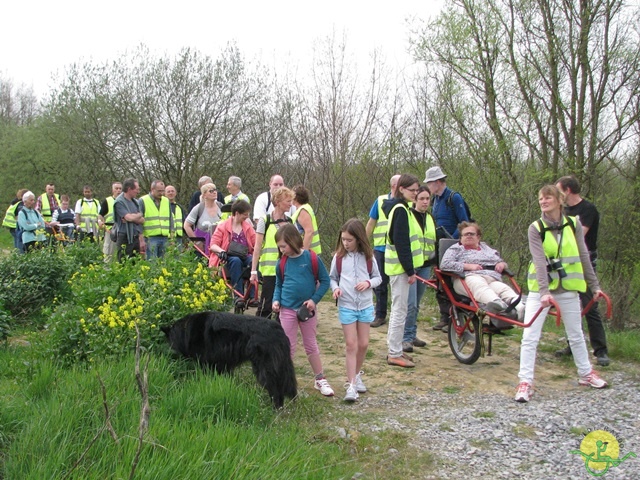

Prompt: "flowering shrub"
[45,250,231,364]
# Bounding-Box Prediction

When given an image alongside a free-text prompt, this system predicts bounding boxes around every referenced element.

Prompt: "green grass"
[0,229,13,251]
[0,347,362,479]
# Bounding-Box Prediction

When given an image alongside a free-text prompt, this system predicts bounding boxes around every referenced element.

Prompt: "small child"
[272,223,334,397]
[329,219,382,402]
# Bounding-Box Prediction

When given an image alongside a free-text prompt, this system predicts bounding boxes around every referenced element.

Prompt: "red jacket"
[208,218,256,267]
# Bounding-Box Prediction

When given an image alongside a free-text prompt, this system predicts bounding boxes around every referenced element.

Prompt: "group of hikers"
[2,168,610,403]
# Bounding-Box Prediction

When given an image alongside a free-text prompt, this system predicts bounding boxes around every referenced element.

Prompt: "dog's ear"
[160,325,171,336]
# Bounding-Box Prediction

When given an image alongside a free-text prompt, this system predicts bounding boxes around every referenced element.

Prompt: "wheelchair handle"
[519,297,562,328]
[582,292,612,319]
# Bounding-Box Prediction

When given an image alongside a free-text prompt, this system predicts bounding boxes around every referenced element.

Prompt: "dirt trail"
[293,300,591,399]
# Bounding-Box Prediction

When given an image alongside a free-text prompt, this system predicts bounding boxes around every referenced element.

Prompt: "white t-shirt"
[253,191,296,221]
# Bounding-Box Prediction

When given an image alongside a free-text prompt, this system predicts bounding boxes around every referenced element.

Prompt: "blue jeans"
[146,236,168,259]
[13,228,24,253]
[226,255,252,296]
[373,249,389,319]
[403,266,431,342]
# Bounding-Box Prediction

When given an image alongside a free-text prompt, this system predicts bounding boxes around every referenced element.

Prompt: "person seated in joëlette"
[209,200,256,300]
[440,221,524,320]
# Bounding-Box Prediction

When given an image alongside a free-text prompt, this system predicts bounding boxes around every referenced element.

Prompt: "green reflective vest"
[259,217,290,276]
[104,196,116,225]
[77,198,100,229]
[171,203,184,237]
[141,195,171,237]
[372,194,390,248]
[2,203,18,229]
[221,192,250,220]
[39,193,60,221]
[527,216,586,292]
[291,203,322,254]
[385,203,424,275]
[421,212,437,259]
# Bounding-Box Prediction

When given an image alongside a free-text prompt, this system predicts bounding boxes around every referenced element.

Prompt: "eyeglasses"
[462,232,478,237]
[405,188,420,193]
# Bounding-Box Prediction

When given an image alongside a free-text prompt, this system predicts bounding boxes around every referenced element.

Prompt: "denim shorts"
[338,305,375,325]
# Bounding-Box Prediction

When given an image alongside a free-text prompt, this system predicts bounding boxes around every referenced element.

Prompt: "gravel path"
[352,370,640,479]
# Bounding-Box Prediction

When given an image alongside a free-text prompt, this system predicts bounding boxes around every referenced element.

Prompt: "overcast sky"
[2,0,444,97]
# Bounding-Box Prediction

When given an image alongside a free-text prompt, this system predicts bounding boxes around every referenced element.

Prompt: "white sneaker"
[314,378,335,396]
[343,383,359,402]
[578,370,608,389]
[355,371,367,393]
[514,382,533,403]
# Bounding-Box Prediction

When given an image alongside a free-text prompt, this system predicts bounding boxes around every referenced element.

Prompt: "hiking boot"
[578,370,608,389]
[596,353,611,367]
[412,337,427,347]
[387,355,415,368]
[314,378,335,396]
[432,320,449,331]
[402,341,414,353]
[371,317,387,328]
[514,382,533,403]
[343,383,359,402]
[555,346,572,358]
[355,371,367,393]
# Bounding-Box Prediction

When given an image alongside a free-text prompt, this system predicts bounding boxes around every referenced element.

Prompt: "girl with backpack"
[330,219,382,402]
[272,223,333,397]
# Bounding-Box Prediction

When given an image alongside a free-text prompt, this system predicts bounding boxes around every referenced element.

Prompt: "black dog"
[161,311,297,408]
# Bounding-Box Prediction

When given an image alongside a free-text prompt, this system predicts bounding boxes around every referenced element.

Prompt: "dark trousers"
[116,233,140,262]
[570,255,608,356]
[256,275,276,319]
[580,288,608,356]
[373,249,390,319]
[436,289,452,323]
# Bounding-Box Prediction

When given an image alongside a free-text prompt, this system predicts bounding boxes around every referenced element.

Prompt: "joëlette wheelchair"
[417,238,612,365]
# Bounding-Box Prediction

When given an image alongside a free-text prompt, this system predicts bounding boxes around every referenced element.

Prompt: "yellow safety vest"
[221,193,251,220]
[39,193,60,221]
[385,203,424,275]
[141,195,171,237]
[291,203,322,254]
[77,198,100,228]
[171,203,184,237]
[2,203,18,229]
[372,194,390,248]
[527,216,586,292]
[421,212,437,259]
[104,196,116,225]
[259,217,290,276]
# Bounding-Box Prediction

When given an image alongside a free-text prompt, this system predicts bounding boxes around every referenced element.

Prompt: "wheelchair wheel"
[448,310,482,364]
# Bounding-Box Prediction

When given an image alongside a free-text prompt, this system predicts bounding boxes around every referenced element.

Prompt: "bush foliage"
[43,247,231,364]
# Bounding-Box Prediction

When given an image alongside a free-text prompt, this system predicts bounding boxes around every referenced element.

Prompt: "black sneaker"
[371,317,387,328]
[596,353,611,367]
[555,346,572,358]
[412,338,427,348]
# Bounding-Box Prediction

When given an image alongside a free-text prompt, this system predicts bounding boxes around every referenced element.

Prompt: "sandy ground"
[288,298,605,400]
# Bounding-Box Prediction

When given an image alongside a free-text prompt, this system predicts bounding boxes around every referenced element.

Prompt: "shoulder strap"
[195,202,205,226]
[279,250,319,282]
